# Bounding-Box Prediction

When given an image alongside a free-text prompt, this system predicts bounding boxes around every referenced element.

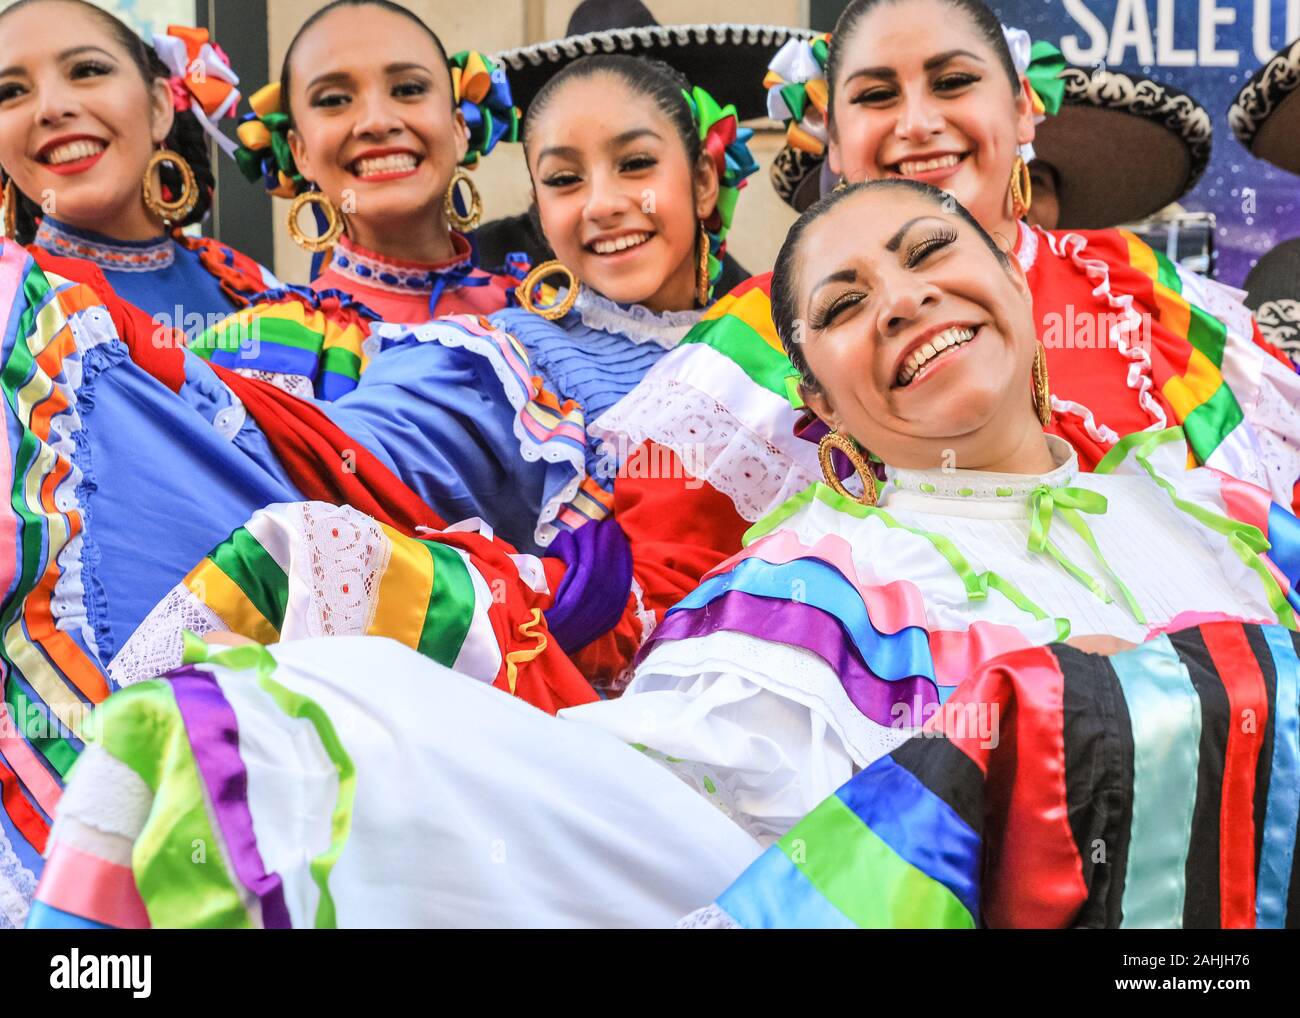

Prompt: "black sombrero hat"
[1244,237,1300,360]
[1230,37,1300,174]
[1033,67,1212,228]
[493,22,816,122]
[770,65,1212,230]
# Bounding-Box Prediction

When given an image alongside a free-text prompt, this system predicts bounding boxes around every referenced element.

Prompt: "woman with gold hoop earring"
[42,178,1300,935]
[0,6,277,332]
[232,4,521,327]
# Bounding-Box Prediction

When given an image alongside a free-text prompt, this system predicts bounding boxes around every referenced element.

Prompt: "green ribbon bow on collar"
[1027,484,1147,624]
[1026,40,1067,117]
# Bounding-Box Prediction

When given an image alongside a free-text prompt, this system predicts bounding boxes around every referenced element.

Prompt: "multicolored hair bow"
[448,50,520,167]
[1001,26,1067,163]
[233,81,301,198]
[764,34,831,157]
[153,26,242,157]
[681,85,758,297]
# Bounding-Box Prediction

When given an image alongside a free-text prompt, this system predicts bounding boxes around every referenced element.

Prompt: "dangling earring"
[818,430,878,507]
[141,148,199,226]
[287,190,343,253]
[515,259,580,320]
[2,178,17,239]
[444,168,483,232]
[1009,155,1033,221]
[1032,342,1052,426]
[696,222,711,307]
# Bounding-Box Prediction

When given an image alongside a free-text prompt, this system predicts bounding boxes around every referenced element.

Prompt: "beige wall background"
[267,0,807,282]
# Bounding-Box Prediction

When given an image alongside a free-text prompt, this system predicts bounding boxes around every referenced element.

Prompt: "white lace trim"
[574,289,706,350]
[52,745,153,842]
[1041,229,1168,443]
[233,367,315,400]
[593,378,819,522]
[674,902,740,929]
[0,824,37,929]
[376,320,590,547]
[1015,220,1039,272]
[109,585,225,688]
[886,434,1078,501]
[630,576,658,645]
[292,502,389,638]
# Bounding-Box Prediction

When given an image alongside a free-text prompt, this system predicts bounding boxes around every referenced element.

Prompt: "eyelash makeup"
[904,225,958,267]
[810,291,865,331]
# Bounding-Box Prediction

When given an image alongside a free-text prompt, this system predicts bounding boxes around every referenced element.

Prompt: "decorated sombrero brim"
[1033,67,1212,228]
[1244,237,1300,359]
[771,66,1212,229]
[1230,37,1300,174]
[493,24,817,122]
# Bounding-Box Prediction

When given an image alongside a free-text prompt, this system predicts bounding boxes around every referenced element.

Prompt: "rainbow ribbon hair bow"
[233,81,300,198]
[449,50,520,167]
[763,34,831,157]
[1002,26,1067,163]
[152,26,242,158]
[681,85,759,297]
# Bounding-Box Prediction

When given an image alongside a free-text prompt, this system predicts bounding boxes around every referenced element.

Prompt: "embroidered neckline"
[884,434,1078,503]
[34,217,174,272]
[327,232,475,296]
[573,288,708,350]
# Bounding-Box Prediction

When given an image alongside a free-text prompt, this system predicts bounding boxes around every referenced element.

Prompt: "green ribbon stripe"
[781,793,976,928]
[415,540,476,667]
[682,309,799,399]
[207,527,290,632]
[83,679,254,928]
[181,635,357,929]
[1095,428,1297,629]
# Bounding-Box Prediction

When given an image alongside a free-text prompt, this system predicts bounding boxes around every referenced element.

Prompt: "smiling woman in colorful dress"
[31,181,1300,929]
[572,0,1300,690]
[0,0,276,329]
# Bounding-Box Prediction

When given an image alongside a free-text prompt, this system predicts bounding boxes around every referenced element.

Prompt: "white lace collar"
[882,434,1079,516]
[574,288,707,350]
[1015,220,1039,272]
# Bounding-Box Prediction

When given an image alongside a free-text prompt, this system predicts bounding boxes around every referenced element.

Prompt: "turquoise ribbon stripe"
[1257,627,1300,927]
[1111,636,1202,928]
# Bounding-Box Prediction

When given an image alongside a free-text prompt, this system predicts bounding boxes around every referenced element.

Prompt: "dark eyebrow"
[305,62,433,92]
[843,48,987,85]
[885,215,949,252]
[0,45,116,79]
[536,144,579,162]
[611,127,661,147]
[809,267,858,305]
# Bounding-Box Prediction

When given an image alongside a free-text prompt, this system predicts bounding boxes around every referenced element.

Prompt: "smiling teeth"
[591,232,651,255]
[897,326,976,386]
[353,153,418,177]
[898,154,962,175]
[44,139,105,165]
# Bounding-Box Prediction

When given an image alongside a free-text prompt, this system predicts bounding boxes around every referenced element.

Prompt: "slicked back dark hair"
[521,54,701,170]
[771,178,1012,392]
[279,0,453,128]
[0,0,217,240]
[826,0,1021,128]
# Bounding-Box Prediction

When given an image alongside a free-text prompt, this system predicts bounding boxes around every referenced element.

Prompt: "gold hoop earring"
[2,178,17,238]
[818,430,878,507]
[287,190,343,253]
[696,222,711,307]
[444,168,483,232]
[141,148,199,226]
[1009,155,1033,220]
[1033,342,1052,426]
[515,259,580,320]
